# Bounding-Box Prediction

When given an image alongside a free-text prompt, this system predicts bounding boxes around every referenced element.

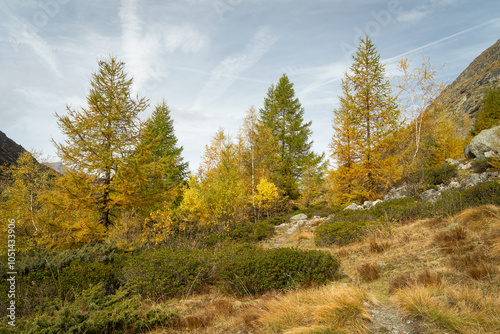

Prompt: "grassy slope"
[148,204,500,334]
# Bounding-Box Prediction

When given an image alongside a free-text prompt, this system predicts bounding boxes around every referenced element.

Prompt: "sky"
[0,0,499,171]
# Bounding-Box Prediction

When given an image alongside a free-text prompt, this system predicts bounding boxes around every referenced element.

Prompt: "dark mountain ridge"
[435,39,500,122]
[0,130,28,168]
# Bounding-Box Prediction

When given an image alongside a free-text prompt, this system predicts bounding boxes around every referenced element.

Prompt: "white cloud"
[164,24,208,54]
[396,7,430,24]
[289,61,346,100]
[1,9,61,76]
[119,0,164,94]
[397,0,461,24]
[194,26,278,109]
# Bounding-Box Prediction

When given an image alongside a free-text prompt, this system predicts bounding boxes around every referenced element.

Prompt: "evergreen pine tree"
[472,86,500,136]
[259,74,323,199]
[141,100,188,186]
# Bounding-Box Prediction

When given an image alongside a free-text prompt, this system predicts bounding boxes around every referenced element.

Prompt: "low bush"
[228,220,275,242]
[424,163,457,186]
[17,242,119,275]
[58,260,121,297]
[11,283,178,334]
[471,158,495,173]
[122,248,214,302]
[217,244,340,295]
[2,256,124,317]
[369,197,430,222]
[437,181,500,216]
[315,220,368,246]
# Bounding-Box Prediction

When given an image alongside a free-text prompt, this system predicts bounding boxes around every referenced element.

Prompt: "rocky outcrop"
[290,213,308,221]
[434,39,500,125]
[464,126,500,158]
[345,164,500,209]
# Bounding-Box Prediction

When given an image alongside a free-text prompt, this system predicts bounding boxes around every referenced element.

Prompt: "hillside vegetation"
[1,38,500,333]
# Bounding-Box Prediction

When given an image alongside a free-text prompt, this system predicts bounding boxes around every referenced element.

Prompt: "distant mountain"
[0,130,28,168]
[45,161,67,174]
[435,39,500,127]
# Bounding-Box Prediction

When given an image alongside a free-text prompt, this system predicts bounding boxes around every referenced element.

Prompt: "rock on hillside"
[435,39,500,123]
[465,125,500,158]
[0,130,28,167]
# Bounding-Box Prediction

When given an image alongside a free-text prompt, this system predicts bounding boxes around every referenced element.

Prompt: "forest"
[1,36,500,333]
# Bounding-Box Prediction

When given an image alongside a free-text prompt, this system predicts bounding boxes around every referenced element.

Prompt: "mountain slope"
[0,130,28,167]
[436,39,500,122]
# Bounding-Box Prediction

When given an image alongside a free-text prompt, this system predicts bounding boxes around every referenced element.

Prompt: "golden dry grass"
[394,283,500,334]
[357,263,379,281]
[455,204,500,229]
[258,284,376,334]
[149,205,500,333]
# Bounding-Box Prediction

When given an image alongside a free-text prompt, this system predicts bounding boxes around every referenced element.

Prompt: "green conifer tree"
[472,86,500,136]
[259,74,323,199]
[133,100,189,213]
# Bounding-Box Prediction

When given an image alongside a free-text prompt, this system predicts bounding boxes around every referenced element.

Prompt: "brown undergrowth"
[149,205,500,333]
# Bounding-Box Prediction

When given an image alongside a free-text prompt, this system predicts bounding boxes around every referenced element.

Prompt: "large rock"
[464,126,500,158]
[344,203,363,211]
[290,213,307,221]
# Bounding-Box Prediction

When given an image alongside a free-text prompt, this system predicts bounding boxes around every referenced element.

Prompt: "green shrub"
[471,158,496,173]
[264,216,286,226]
[369,197,431,222]
[315,220,367,246]
[58,261,121,297]
[471,85,500,136]
[437,181,500,216]
[7,259,124,318]
[228,220,275,241]
[14,283,178,334]
[217,244,339,295]
[122,248,214,302]
[17,242,119,275]
[424,164,457,186]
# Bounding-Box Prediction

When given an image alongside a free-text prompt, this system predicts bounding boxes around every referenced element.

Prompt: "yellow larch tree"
[236,106,280,221]
[181,129,247,233]
[329,36,402,203]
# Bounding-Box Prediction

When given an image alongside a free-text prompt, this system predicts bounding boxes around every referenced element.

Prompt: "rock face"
[464,126,500,158]
[434,39,500,129]
[0,130,28,168]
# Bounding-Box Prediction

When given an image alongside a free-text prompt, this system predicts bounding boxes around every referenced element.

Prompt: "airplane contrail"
[384,17,500,63]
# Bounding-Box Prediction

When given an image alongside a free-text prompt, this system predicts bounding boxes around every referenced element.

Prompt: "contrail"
[300,17,500,97]
[384,17,500,63]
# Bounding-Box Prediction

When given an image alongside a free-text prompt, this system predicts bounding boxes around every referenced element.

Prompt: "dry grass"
[171,297,236,331]
[150,205,500,333]
[394,283,500,333]
[455,204,500,229]
[357,263,379,281]
[368,236,391,253]
[296,231,313,241]
[258,284,376,334]
[388,270,443,294]
[432,225,469,254]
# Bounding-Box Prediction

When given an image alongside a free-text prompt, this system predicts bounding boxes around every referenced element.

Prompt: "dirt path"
[262,215,426,334]
[261,215,327,249]
[368,303,422,334]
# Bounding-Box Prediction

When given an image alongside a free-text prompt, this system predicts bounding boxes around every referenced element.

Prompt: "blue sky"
[1,0,499,171]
